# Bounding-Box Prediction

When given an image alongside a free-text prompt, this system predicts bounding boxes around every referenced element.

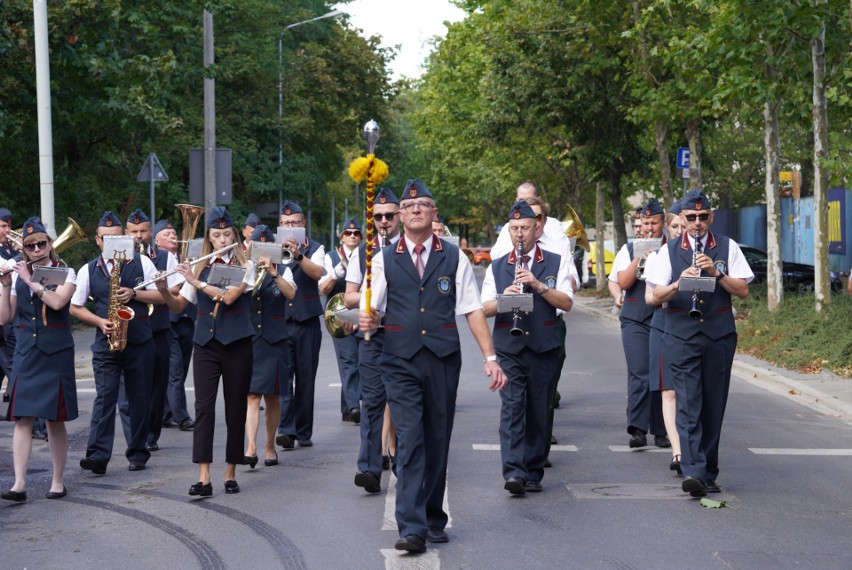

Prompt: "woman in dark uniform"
[158,207,254,497]
[0,217,77,501]
[244,225,296,467]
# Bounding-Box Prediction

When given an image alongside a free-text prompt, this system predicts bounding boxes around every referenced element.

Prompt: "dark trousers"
[334,334,360,413]
[383,348,461,540]
[667,331,736,483]
[192,337,252,464]
[88,340,154,465]
[119,329,171,444]
[356,331,387,478]
[499,346,559,484]
[164,318,194,424]
[545,316,566,454]
[279,318,322,441]
[621,318,665,436]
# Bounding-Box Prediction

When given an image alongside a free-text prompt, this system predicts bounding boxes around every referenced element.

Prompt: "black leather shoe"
[162,419,178,428]
[553,390,561,409]
[264,453,279,467]
[80,457,107,475]
[46,487,67,500]
[382,455,390,470]
[543,458,552,468]
[628,431,648,448]
[654,434,672,448]
[354,471,381,494]
[550,435,558,445]
[395,534,426,553]
[276,433,295,449]
[1,489,26,502]
[682,476,707,497]
[504,477,526,495]
[31,428,47,441]
[188,481,212,497]
[705,480,722,494]
[128,461,146,471]
[297,439,313,448]
[349,408,361,424]
[179,419,195,431]
[244,455,258,469]
[342,410,351,422]
[426,528,449,543]
[525,480,543,493]
[224,480,240,494]
[669,455,682,475]
[146,441,159,451]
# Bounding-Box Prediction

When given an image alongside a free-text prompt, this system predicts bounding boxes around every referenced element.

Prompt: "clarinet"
[689,229,703,320]
[510,240,525,336]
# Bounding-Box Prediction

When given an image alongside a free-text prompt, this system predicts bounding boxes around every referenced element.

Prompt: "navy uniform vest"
[0,241,18,261]
[492,248,562,355]
[193,264,254,346]
[14,272,74,356]
[382,237,460,359]
[250,266,289,343]
[287,240,323,322]
[148,248,171,332]
[327,247,349,297]
[88,254,152,350]
[664,233,735,341]
[620,243,655,325]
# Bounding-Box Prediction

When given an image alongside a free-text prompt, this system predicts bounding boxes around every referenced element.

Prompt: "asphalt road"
[2,277,851,569]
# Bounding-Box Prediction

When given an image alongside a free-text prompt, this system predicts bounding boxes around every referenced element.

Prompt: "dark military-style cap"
[401,179,434,201]
[641,198,664,217]
[375,187,399,206]
[280,200,303,216]
[0,208,11,222]
[21,216,47,236]
[127,209,150,225]
[507,200,536,221]
[244,213,261,228]
[669,200,683,215]
[99,211,122,228]
[682,189,712,211]
[340,217,362,234]
[206,206,234,229]
[152,219,174,240]
[251,224,275,242]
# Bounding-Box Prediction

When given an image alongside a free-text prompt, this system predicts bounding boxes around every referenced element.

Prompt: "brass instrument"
[324,292,357,338]
[176,204,205,261]
[635,257,647,281]
[107,251,134,352]
[8,228,23,252]
[689,230,702,320]
[510,240,525,337]
[1,217,87,276]
[253,243,296,291]
[562,204,590,252]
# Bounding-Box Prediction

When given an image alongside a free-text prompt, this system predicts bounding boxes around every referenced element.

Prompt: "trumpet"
[132,243,239,290]
[510,240,525,337]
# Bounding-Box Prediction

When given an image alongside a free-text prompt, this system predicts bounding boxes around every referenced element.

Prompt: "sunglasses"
[24,240,49,252]
[373,213,396,222]
[684,213,710,222]
[342,230,361,237]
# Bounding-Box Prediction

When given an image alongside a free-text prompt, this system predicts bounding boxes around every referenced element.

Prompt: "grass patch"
[734,285,852,378]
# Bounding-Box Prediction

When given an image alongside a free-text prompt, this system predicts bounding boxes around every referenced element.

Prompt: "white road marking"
[382,472,452,531]
[749,448,852,456]
[78,387,195,393]
[608,445,670,453]
[473,443,578,452]
[381,548,440,569]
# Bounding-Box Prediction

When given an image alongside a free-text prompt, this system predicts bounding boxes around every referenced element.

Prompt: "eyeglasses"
[400,201,434,211]
[24,240,48,252]
[373,213,397,222]
[684,213,710,222]
[342,230,361,237]
[280,221,304,228]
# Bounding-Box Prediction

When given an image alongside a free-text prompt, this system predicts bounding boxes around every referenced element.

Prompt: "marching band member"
[70,211,160,474]
[609,199,668,449]
[344,187,402,493]
[0,207,17,403]
[360,179,506,553]
[158,206,256,496]
[276,200,326,449]
[244,224,296,468]
[241,213,261,252]
[319,217,362,423]
[644,190,753,497]
[0,217,77,501]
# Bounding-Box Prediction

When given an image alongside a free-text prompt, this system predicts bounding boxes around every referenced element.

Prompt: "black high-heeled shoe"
[382,454,390,470]
[264,452,279,467]
[669,455,682,475]
[244,455,258,469]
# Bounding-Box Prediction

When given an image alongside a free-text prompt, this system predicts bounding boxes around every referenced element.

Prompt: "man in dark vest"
[320,217,362,423]
[0,207,18,402]
[345,188,402,494]
[70,211,161,473]
[645,190,753,497]
[360,179,506,553]
[276,200,326,448]
[482,200,573,494]
[609,198,668,448]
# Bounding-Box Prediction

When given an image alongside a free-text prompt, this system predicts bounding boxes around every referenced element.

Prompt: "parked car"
[740,245,842,293]
[471,248,491,266]
[587,239,616,283]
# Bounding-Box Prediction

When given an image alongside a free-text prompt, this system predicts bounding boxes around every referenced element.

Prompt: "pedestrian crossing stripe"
[472,444,578,451]
[749,448,852,456]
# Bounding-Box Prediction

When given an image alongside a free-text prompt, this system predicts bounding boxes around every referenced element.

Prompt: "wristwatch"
[295,252,304,262]
[196,281,208,290]
[484,354,498,363]
[716,268,727,281]
[539,284,550,295]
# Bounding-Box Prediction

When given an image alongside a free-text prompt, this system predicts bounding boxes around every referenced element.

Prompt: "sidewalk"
[572,295,852,421]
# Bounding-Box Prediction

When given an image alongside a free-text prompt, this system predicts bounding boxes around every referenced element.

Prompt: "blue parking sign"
[676,147,690,169]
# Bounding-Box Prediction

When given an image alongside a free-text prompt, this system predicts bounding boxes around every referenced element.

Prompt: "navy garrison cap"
[340,217,362,233]
[280,200,303,216]
[206,206,234,229]
[152,219,174,239]
[402,179,433,201]
[244,213,261,228]
[641,198,664,217]
[682,190,712,211]
[0,208,11,222]
[21,217,47,236]
[507,200,536,221]
[98,211,122,228]
[250,224,275,242]
[127,209,150,225]
[375,187,398,206]
[669,200,683,215]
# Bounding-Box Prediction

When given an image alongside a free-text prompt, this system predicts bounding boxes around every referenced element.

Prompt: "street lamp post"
[277,9,344,231]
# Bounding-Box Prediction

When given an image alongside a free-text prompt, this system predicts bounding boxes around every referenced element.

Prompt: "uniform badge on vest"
[273,285,281,297]
[713,260,727,275]
[545,276,557,289]
[437,276,452,294]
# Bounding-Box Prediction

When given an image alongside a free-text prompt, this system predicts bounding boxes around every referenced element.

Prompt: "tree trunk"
[655,123,674,209]
[685,119,702,190]
[811,22,831,311]
[800,130,814,197]
[595,180,606,292]
[607,168,627,250]
[763,98,783,311]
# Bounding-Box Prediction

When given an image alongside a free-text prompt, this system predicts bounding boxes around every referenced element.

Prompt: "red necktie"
[414,244,425,279]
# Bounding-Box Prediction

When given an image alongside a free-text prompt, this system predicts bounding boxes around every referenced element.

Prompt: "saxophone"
[106,258,135,352]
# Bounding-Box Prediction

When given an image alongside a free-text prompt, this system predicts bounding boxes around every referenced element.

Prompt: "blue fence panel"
[738,205,767,250]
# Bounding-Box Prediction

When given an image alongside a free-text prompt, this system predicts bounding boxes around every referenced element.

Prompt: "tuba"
[562,204,590,252]
[176,204,205,261]
[53,217,88,255]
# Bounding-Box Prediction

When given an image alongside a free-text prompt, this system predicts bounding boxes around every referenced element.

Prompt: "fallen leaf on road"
[700,498,726,509]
